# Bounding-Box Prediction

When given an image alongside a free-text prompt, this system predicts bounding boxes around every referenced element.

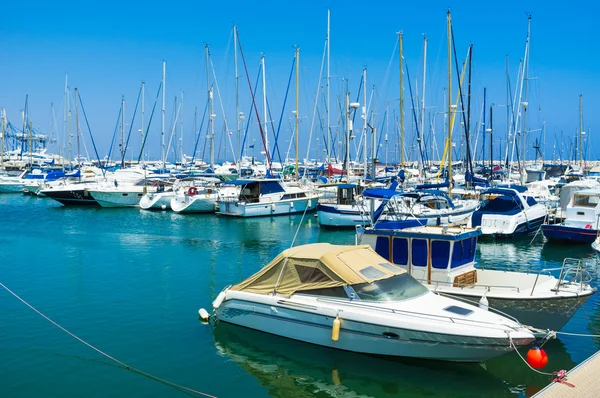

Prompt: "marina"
[2,2,600,397]
[1,194,600,397]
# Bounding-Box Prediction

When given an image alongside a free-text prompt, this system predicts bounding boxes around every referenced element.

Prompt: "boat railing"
[426,279,521,293]
[553,258,592,292]
[314,296,520,328]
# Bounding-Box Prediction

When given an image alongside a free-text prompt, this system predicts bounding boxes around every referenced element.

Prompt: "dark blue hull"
[542,224,598,244]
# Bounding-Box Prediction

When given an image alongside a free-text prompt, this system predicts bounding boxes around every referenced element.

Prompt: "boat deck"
[533,350,600,397]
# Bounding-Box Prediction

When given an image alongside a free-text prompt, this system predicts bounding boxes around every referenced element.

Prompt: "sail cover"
[230,243,406,297]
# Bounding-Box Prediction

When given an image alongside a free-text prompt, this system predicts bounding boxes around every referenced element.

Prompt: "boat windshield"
[351,274,428,302]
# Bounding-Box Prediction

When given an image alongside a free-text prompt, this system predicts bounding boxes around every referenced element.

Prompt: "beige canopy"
[230,243,406,297]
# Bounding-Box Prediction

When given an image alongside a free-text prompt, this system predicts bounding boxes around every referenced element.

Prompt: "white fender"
[212,291,227,309]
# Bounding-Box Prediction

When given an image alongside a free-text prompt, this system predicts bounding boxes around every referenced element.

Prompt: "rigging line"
[76,91,103,173]
[239,67,262,161]
[270,56,295,165]
[188,101,209,173]
[0,282,217,398]
[137,81,163,163]
[305,38,328,165]
[106,105,122,166]
[210,58,237,164]
[121,85,143,168]
[236,30,272,174]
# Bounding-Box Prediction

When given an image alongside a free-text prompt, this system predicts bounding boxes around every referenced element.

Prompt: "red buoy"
[526,345,548,369]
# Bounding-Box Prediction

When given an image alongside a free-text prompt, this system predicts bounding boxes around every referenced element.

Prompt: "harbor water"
[1,194,599,397]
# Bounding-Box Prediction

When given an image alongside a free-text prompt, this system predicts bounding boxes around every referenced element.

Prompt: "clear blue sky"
[1,0,599,164]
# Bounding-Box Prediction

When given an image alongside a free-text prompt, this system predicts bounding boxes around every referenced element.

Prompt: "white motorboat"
[212,243,535,362]
[370,188,479,226]
[316,183,372,228]
[542,188,600,244]
[216,179,319,217]
[469,187,547,238]
[358,224,595,332]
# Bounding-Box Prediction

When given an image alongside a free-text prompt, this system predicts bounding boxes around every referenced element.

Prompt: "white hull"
[216,290,533,362]
[0,183,24,193]
[89,190,144,207]
[139,192,174,210]
[171,193,218,213]
[217,197,318,217]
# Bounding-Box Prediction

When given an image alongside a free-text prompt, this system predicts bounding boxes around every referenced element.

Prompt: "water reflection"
[213,322,516,398]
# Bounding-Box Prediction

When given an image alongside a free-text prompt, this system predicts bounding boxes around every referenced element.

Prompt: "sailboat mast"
[234,25,241,169]
[447,11,453,195]
[120,95,125,167]
[262,55,269,167]
[421,35,427,169]
[161,61,166,168]
[579,94,583,169]
[141,81,145,163]
[1,108,5,168]
[63,74,68,166]
[326,9,331,164]
[363,68,368,180]
[206,45,215,170]
[399,31,405,169]
[180,90,184,165]
[345,92,351,180]
[295,47,300,182]
[74,88,81,168]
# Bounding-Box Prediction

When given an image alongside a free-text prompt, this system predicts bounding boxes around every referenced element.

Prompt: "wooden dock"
[533,350,600,397]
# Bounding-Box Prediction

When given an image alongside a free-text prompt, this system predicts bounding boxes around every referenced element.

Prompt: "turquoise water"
[0,194,599,397]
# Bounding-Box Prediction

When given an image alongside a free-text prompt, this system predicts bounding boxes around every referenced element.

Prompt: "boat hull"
[542,224,598,243]
[316,204,370,228]
[89,190,144,207]
[139,192,174,210]
[479,215,546,239]
[217,197,317,217]
[171,194,217,213]
[43,188,100,206]
[217,299,530,362]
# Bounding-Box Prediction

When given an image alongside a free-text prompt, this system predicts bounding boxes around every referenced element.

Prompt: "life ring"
[188,187,198,196]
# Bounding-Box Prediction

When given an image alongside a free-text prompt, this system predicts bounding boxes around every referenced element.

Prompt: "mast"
[120,95,125,167]
[63,74,68,166]
[345,92,351,180]
[234,25,241,169]
[206,45,215,170]
[420,35,427,170]
[140,81,145,163]
[1,108,5,168]
[489,104,493,174]
[399,31,405,169]
[579,94,583,169]
[261,55,269,168]
[180,90,184,165]
[326,9,331,163]
[161,60,166,169]
[447,11,453,195]
[295,47,300,182]
[363,68,368,181]
[75,88,81,168]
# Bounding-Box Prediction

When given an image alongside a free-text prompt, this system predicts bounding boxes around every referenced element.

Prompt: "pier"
[533,350,600,397]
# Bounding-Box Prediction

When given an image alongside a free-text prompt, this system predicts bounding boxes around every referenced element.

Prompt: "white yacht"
[468,187,547,238]
[170,185,219,213]
[212,243,535,362]
[216,179,319,217]
[358,224,595,332]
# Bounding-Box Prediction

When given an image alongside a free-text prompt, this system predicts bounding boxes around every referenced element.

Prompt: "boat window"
[295,265,332,284]
[411,239,428,267]
[359,266,387,279]
[377,262,404,273]
[297,286,348,298]
[450,237,476,268]
[443,305,473,316]
[375,237,390,260]
[352,274,428,301]
[431,240,450,269]
[574,194,599,208]
[392,238,408,265]
[297,192,306,198]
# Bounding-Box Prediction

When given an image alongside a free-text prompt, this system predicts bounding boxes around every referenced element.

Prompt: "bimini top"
[230,243,406,297]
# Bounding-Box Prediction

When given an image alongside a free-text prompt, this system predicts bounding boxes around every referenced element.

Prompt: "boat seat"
[453,270,477,288]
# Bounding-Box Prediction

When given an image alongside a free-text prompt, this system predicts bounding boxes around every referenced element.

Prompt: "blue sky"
[1,0,599,164]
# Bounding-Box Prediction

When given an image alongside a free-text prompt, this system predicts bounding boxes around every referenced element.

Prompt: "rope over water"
[0,282,217,398]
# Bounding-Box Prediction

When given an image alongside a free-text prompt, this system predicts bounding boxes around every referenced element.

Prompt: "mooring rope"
[508,336,553,376]
[0,282,217,398]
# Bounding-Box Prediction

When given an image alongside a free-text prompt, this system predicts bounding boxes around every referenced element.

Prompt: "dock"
[533,350,600,397]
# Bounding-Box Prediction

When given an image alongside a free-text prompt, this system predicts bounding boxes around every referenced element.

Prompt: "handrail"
[425,279,521,293]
